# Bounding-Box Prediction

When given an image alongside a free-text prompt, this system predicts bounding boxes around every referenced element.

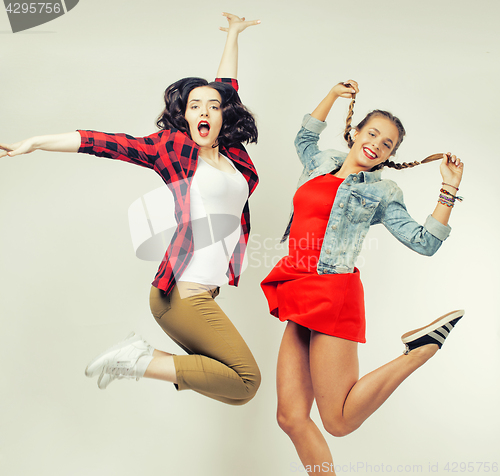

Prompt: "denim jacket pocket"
[345,191,380,224]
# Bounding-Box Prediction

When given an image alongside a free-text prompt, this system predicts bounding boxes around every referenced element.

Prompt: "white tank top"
[178,155,249,286]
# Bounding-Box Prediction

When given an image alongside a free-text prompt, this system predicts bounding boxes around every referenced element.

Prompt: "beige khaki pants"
[149,283,261,405]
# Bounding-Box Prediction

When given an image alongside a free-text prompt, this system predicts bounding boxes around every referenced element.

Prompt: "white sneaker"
[85,332,154,390]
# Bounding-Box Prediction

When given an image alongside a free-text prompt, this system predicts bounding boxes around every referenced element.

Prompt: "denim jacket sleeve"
[379,183,451,256]
[294,114,345,172]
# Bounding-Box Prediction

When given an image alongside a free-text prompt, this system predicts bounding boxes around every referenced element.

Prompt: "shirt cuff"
[301,114,327,135]
[215,78,238,92]
[424,214,451,241]
[77,130,93,153]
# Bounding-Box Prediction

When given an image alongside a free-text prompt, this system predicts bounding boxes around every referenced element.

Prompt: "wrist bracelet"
[440,187,463,202]
[438,198,454,207]
[438,194,454,207]
[442,182,459,191]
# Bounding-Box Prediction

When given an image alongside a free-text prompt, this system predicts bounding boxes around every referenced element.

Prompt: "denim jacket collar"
[343,169,382,184]
[359,169,382,183]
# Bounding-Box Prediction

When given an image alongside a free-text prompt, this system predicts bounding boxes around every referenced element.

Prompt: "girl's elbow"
[416,242,443,257]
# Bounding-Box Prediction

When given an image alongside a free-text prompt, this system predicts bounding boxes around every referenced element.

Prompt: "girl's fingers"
[443,152,464,169]
[0,144,16,157]
[343,80,359,95]
[222,12,240,21]
[346,79,359,92]
[0,143,14,152]
[221,12,260,28]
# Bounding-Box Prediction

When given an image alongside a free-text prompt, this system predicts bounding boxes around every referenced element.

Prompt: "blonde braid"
[343,94,356,148]
[381,153,444,170]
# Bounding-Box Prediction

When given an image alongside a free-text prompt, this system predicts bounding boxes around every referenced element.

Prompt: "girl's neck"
[334,150,374,178]
[199,145,220,162]
[334,161,363,179]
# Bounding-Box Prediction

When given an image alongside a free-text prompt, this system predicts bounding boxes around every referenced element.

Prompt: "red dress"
[261,174,366,343]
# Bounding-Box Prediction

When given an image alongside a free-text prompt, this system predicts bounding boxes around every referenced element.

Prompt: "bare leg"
[276,322,336,475]
[310,331,438,437]
[143,350,177,384]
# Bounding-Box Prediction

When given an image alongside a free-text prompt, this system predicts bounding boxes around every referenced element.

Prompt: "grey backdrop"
[1,1,499,475]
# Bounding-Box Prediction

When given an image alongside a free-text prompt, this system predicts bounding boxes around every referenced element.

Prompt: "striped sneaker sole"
[401,310,464,346]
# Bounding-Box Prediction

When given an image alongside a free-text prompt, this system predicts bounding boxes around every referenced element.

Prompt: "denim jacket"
[281,114,451,275]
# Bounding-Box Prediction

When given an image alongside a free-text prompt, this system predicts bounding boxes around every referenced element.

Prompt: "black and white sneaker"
[401,310,464,355]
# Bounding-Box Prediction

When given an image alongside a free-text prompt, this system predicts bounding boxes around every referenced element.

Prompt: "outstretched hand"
[0,138,37,158]
[219,12,260,35]
[440,153,464,188]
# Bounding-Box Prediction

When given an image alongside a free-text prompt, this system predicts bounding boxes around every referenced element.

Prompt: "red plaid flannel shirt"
[78,78,258,295]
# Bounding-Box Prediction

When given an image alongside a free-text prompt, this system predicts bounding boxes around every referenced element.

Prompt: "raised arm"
[0,132,80,158]
[311,81,359,122]
[216,12,260,79]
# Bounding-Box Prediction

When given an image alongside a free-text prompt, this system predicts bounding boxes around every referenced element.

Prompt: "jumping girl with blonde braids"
[261,80,464,475]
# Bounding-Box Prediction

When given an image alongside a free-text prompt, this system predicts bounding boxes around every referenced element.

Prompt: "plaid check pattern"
[78,79,258,296]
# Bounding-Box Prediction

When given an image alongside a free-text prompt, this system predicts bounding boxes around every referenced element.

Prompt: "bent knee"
[228,395,255,406]
[323,420,356,438]
[248,362,262,393]
[228,380,261,406]
[236,366,261,404]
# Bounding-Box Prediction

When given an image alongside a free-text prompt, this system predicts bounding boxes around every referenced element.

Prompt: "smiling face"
[351,116,400,170]
[184,86,223,149]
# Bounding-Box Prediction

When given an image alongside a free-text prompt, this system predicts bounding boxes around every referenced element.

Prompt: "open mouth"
[363,147,378,160]
[198,121,210,138]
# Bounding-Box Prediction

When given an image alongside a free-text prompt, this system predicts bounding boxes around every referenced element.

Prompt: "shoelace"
[104,360,138,378]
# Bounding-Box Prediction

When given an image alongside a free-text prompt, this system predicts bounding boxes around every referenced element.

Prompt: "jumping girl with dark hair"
[261,80,464,474]
[0,13,261,405]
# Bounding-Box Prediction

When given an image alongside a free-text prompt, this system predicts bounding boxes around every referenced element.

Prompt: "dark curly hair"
[156,77,258,149]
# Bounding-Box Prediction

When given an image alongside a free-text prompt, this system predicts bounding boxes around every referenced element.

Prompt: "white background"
[1,1,499,475]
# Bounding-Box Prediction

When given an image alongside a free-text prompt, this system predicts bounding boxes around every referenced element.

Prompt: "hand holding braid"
[381,153,463,176]
[311,81,359,123]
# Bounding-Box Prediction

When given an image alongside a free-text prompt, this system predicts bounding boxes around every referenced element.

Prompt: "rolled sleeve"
[295,115,328,170]
[301,114,327,135]
[423,214,451,241]
[215,77,238,91]
[77,130,158,169]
